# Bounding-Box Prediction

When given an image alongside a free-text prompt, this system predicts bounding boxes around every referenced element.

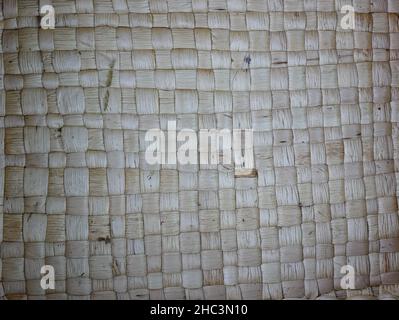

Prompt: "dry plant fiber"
[0,0,399,300]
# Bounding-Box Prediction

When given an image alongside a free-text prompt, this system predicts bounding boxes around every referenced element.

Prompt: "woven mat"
[1,0,399,300]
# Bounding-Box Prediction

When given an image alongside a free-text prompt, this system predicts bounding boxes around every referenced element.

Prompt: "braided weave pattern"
[0,0,399,299]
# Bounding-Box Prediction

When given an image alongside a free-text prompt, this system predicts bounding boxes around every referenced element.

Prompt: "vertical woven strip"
[0,0,399,300]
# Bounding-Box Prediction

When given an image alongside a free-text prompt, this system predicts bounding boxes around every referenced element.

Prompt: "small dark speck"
[244,55,251,66]
[280,140,286,143]
[98,236,111,244]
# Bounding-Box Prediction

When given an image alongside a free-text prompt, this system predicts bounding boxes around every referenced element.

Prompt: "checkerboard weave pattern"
[0,0,399,299]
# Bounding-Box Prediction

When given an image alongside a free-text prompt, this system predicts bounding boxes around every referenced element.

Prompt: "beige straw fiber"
[1,0,399,300]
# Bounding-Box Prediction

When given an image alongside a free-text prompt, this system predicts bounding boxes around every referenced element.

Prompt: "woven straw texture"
[1,0,399,300]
